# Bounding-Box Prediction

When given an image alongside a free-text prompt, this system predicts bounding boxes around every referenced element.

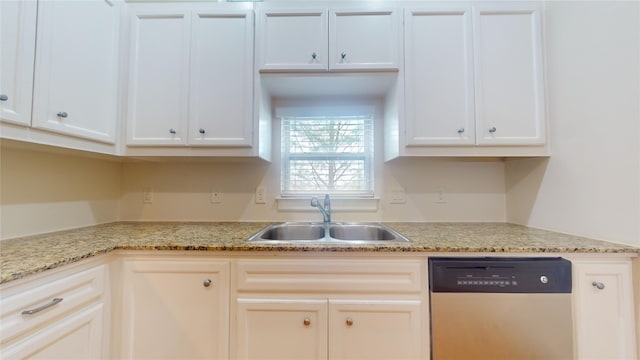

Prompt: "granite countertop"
[0,222,638,284]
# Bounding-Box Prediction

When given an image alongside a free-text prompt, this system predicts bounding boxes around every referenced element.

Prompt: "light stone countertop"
[0,222,638,284]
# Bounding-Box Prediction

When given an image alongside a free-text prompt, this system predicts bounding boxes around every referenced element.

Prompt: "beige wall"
[506,1,640,246]
[119,158,506,223]
[0,144,122,239]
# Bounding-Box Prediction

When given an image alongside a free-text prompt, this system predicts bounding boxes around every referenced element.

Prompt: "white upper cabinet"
[258,9,328,71]
[473,4,546,145]
[404,8,475,146]
[0,0,37,127]
[257,7,400,72]
[126,4,254,147]
[31,0,121,144]
[188,10,254,147]
[398,2,548,157]
[126,8,191,146]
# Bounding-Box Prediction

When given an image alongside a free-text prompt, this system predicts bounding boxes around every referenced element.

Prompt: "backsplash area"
[0,145,506,240]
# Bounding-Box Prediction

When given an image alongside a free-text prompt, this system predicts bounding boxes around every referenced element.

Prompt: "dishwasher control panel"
[429,257,572,293]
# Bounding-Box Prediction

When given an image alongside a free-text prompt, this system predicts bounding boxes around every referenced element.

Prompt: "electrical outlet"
[255,187,266,204]
[390,187,406,204]
[210,191,221,204]
[143,188,153,204]
[436,189,447,204]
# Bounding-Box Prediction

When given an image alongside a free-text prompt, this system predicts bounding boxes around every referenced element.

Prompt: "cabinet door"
[126,7,190,146]
[0,0,36,127]
[1,303,104,360]
[404,8,475,145]
[573,261,637,359]
[329,9,400,71]
[31,0,120,144]
[473,5,546,145]
[188,10,253,146]
[120,260,230,359]
[329,300,422,360]
[258,9,328,71]
[235,299,328,360]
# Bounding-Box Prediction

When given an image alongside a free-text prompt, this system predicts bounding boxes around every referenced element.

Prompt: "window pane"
[282,115,373,196]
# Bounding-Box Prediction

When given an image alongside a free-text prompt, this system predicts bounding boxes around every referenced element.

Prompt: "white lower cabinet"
[572,259,637,359]
[232,258,426,360]
[236,299,329,360]
[0,261,108,360]
[118,258,230,359]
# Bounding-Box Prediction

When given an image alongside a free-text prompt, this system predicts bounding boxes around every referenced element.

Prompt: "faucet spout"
[310,194,331,223]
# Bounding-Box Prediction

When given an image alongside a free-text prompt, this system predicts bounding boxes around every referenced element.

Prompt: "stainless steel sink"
[256,223,325,241]
[247,222,410,243]
[329,224,398,241]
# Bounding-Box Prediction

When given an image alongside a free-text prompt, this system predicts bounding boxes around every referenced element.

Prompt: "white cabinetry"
[1,0,121,153]
[257,7,400,71]
[31,0,120,144]
[473,5,545,146]
[399,3,547,157]
[233,258,426,360]
[236,299,329,359]
[0,263,108,359]
[0,0,37,127]
[573,259,637,360]
[118,258,230,359]
[404,8,475,146]
[126,4,253,148]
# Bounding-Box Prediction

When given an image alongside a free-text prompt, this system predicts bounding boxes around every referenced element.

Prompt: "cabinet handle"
[0,94,8,101]
[345,317,353,327]
[22,298,63,315]
[303,317,311,326]
[489,127,497,133]
[312,52,317,60]
[203,279,212,287]
[169,128,177,134]
[341,52,347,60]
[56,112,68,118]
[199,128,206,134]
[457,128,465,133]
[592,281,605,290]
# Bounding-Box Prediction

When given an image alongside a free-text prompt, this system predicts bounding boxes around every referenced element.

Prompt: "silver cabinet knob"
[199,128,205,134]
[489,127,497,133]
[303,317,311,326]
[457,128,465,133]
[345,317,353,326]
[592,281,605,290]
[341,52,347,59]
[203,279,212,287]
[57,112,68,118]
[312,52,317,60]
[169,128,177,134]
[0,94,8,101]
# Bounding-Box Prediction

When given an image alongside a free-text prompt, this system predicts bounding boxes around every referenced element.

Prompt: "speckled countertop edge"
[1,222,638,284]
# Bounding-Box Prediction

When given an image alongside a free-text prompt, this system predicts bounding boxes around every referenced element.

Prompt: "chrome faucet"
[310,194,331,223]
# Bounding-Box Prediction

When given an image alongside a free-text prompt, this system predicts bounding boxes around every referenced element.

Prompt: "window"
[281,115,374,197]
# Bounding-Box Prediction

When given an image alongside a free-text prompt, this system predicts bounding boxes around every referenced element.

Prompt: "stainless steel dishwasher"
[429,257,573,360]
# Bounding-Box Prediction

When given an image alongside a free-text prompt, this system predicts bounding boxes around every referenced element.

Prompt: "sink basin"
[329,224,398,241]
[247,222,410,243]
[256,223,325,241]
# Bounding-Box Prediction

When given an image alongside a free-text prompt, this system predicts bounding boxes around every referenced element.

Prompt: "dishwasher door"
[429,257,573,360]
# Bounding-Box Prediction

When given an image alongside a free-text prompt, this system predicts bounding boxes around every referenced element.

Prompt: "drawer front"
[0,265,106,344]
[236,259,422,294]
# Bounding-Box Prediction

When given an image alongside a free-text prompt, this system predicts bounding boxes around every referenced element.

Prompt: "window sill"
[275,197,380,212]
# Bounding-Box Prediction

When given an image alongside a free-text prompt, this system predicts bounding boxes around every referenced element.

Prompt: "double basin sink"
[248,222,411,244]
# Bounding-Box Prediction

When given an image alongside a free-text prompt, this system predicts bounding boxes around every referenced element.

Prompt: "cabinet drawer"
[236,259,422,293]
[0,265,105,344]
